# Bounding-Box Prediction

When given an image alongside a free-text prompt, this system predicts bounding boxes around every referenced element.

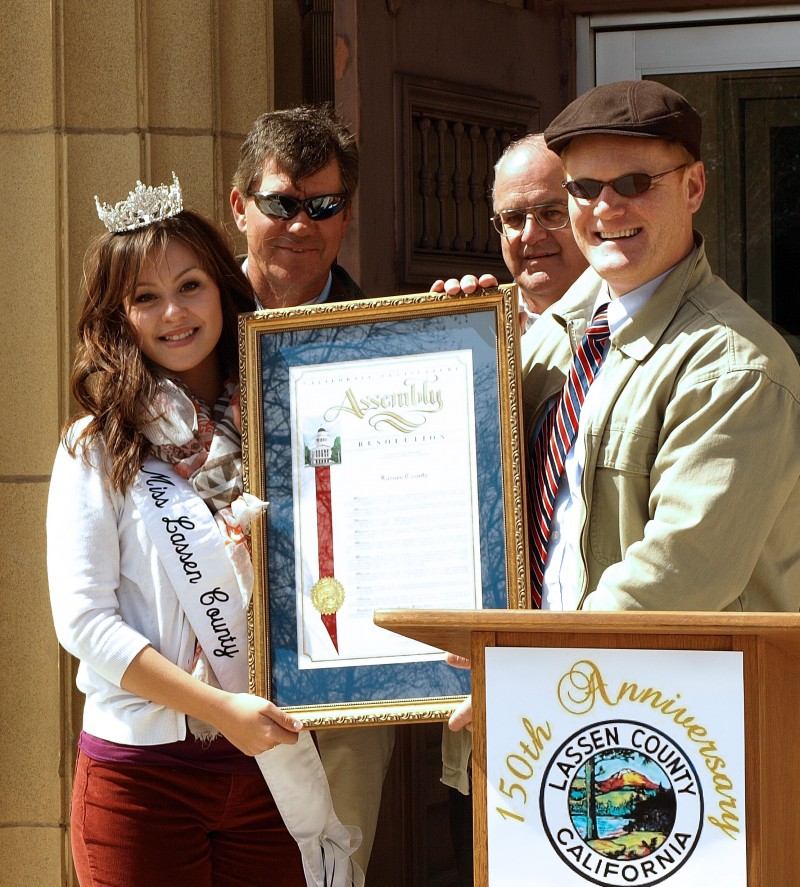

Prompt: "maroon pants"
[71,751,305,886]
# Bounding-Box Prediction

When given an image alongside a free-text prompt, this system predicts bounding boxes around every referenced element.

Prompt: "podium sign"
[373,608,800,886]
[485,647,746,886]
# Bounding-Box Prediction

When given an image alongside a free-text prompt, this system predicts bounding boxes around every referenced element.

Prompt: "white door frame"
[576,5,800,91]
[576,5,800,351]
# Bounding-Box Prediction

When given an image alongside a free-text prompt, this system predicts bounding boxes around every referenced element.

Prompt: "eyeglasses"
[562,164,689,200]
[491,203,570,236]
[247,191,349,222]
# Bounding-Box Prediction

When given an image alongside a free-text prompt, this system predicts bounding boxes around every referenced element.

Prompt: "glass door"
[580,9,800,355]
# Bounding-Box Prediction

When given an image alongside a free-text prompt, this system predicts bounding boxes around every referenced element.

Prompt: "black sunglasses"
[247,191,348,221]
[562,164,688,200]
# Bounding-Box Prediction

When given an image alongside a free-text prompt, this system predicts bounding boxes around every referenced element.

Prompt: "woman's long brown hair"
[67,210,255,492]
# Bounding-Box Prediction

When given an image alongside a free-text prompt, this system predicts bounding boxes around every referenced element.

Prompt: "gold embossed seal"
[311,576,345,615]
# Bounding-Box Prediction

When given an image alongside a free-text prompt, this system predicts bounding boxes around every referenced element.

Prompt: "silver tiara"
[95,172,183,233]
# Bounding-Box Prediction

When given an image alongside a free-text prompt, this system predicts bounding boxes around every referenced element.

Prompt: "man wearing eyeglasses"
[448,80,800,735]
[230,105,364,308]
[434,134,587,331]
[230,106,394,875]
[434,135,589,886]
[493,134,590,329]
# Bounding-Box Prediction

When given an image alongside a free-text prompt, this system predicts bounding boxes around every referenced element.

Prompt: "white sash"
[132,458,363,887]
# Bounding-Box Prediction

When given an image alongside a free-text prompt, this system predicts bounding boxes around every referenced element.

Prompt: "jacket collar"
[551,233,709,361]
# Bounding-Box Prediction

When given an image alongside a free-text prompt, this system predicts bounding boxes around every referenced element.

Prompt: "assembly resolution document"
[289,350,483,669]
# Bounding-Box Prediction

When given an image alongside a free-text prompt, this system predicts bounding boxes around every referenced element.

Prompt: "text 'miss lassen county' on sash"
[142,466,240,659]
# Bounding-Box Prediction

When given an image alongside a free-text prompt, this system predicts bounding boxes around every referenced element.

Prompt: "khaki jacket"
[522,239,800,613]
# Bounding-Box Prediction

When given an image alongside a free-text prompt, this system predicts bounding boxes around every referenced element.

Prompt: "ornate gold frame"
[240,285,528,727]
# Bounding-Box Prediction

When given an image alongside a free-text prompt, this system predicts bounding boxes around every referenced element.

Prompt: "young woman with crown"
[47,176,362,887]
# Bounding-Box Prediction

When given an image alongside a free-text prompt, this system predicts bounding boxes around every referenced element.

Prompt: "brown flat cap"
[544,80,702,160]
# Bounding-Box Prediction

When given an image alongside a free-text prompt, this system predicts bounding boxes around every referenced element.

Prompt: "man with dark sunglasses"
[449,80,800,735]
[230,106,394,876]
[518,78,800,616]
[230,105,365,308]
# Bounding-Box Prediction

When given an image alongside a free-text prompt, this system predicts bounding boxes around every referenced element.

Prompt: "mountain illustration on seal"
[569,752,677,860]
[595,767,660,793]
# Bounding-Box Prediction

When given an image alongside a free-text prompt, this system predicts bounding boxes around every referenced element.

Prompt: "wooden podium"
[374,609,800,886]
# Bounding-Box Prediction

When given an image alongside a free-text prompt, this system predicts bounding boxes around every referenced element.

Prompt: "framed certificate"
[240,285,527,726]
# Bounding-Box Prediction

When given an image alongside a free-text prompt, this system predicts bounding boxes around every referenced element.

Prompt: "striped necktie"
[528,305,610,606]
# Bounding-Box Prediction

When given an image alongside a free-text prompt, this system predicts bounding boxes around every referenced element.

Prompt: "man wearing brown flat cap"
[449,78,800,734]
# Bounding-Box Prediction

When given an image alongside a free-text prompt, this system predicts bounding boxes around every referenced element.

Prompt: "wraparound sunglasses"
[247,191,349,221]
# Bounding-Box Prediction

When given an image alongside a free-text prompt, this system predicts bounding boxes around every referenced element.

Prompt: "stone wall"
[0,3,276,882]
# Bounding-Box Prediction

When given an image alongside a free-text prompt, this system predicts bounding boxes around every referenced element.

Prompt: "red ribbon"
[315,465,339,651]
